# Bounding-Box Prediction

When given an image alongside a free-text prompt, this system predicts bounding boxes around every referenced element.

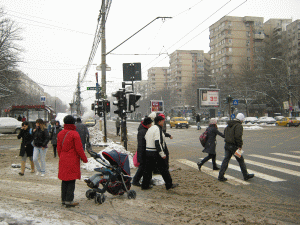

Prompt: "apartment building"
[169,50,208,106]
[264,19,292,58]
[286,19,300,76]
[209,16,265,77]
[147,67,170,96]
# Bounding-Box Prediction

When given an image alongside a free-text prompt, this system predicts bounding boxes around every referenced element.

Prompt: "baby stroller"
[86,149,136,204]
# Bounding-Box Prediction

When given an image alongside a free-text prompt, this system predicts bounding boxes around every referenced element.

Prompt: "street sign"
[232,99,238,105]
[87,87,101,91]
[231,114,235,119]
[40,96,46,102]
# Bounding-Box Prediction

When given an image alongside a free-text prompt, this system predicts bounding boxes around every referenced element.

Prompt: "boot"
[19,161,25,176]
[197,162,203,171]
[213,164,220,170]
[30,161,35,173]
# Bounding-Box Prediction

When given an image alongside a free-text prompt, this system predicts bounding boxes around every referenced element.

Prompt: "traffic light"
[91,103,95,110]
[128,93,141,112]
[95,100,104,117]
[112,89,126,117]
[105,100,110,113]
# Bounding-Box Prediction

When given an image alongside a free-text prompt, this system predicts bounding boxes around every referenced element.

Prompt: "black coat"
[136,122,149,164]
[18,128,34,157]
[33,127,50,148]
[50,125,62,145]
[202,124,225,155]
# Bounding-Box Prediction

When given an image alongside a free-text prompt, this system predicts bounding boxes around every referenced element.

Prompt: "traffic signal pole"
[101,0,107,142]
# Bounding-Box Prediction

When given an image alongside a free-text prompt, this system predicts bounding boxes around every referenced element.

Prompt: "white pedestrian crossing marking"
[244,159,300,177]
[250,154,300,166]
[213,159,286,182]
[177,159,249,186]
[271,153,300,159]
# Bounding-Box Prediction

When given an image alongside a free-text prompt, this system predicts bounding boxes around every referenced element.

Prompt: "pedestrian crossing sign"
[233,99,238,105]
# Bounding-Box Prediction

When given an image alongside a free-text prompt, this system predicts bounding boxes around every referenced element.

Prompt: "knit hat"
[143,117,153,125]
[154,116,165,125]
[210,118,217,124]
[236,113,245,121]
[158,113,165,119]
[148,112,156,120]
[63,115,75,124]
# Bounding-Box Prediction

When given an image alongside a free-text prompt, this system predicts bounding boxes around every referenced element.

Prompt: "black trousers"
[53,145,57,157]
[142,151,172,189]
[61,180,76,203]
[132,162,145,183]
[116,127,120,136]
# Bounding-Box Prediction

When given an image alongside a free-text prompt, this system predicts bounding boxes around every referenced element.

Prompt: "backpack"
[199,130,208,147]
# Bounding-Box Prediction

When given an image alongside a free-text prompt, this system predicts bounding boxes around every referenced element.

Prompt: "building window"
[247,57,251,61]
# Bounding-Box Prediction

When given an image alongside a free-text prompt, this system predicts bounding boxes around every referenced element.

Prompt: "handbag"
[133,151,140,167]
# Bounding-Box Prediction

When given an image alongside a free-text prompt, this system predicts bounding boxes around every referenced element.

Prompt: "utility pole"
[76,72,81,116]
[101,0,107,142]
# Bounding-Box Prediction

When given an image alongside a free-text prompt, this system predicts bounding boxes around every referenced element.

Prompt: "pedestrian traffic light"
[128,93,141,112]
[95,100,104,117]
[105,100,110,113]
[91,103,95,110]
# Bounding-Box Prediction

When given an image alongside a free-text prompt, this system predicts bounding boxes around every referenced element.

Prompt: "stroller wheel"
[86,189,95,200]
[95,193,106,204]
[127,190,136,199]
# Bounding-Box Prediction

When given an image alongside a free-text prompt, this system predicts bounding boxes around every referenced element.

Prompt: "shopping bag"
[234,149,244,158]
[133,151,140,167]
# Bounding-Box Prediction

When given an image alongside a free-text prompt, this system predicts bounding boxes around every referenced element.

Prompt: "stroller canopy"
[102,150,130,175]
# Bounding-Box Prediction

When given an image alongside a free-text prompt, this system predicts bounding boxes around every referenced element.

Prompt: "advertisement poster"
[199,89,220,107]
[151,100,164,113]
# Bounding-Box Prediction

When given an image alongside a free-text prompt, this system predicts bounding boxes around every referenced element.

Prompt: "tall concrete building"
[209,16,265,77]
[286,19,300,76]
[264,19,292,58]
[169,50,208,107]
[147,67,170,96]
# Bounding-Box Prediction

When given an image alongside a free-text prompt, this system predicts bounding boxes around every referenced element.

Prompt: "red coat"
[57,124,88,181]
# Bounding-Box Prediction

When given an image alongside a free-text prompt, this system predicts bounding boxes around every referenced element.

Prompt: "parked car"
[274,116,285,121]
[257,117,276,124]
[0,117,22,134]
[244,117,258,124]
[275,117,300,127]
[170,117,189,129]
[84,118,96,127]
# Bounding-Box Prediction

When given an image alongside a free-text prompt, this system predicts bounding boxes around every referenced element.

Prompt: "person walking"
[17,121,34,175]
[50,121,62,158]
[218,113,254,182]
[22,116,26,122]
[115,117,121,136]
[196,114,201,130]
[142,116,179,190]
[57,115,88,208]
[32,119,50,177]
[131,117,153,186]
[75,118,89,151]
[197,118,224,171]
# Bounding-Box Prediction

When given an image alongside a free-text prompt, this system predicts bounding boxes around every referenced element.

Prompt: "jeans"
[197,122,201,130]
[200,154,217,167]
[219,143,248,178]
[61,180,76,204]
[33,147,47,174]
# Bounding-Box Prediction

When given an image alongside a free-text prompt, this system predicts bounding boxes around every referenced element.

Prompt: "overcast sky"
[1,0,300,110]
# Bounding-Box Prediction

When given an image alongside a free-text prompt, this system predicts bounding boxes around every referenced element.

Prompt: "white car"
[0,117,22,134]
[244,117,258,124]
[257,117,276,124]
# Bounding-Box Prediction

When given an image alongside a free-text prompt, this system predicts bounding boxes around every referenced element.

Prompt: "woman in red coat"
[57,115,88,208]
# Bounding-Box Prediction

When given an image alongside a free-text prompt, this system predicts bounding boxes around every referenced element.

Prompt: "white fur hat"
[236,113,245,121]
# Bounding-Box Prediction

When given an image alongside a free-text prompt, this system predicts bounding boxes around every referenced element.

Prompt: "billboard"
[150,100,164,113]
[198,88,220,107]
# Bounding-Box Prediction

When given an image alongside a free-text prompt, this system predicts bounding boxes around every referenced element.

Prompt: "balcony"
[254,34,265,40]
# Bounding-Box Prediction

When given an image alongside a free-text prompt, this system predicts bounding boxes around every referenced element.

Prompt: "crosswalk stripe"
[211,159,286,182]
[177,159,249,186]
[271,153,300,159]
[249,154,300,166]
[244,159,300,177]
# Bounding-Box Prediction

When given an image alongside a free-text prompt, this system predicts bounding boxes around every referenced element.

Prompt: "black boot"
[197,162,203,171]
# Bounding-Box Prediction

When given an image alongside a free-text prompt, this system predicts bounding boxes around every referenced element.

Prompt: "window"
[228,39,232,43]
[247,57,251,61]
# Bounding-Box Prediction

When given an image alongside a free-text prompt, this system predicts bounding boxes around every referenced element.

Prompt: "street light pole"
[271,58,292,117]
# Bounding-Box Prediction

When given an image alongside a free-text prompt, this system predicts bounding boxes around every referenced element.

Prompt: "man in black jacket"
[218,113,254,182]
[131,117,153,186]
